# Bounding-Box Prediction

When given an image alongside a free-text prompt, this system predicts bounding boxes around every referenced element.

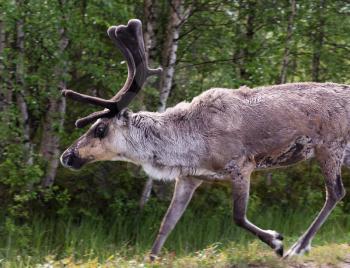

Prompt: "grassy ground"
[2,243,350,267]
[1,208,349,267]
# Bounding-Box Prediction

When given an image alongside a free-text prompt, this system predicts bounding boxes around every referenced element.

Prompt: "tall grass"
[1,205,349,266]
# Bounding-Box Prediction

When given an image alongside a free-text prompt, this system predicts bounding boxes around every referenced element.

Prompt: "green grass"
[1,207,349,267]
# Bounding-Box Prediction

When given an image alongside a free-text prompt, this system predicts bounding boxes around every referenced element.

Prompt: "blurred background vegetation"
[0,0,350,265]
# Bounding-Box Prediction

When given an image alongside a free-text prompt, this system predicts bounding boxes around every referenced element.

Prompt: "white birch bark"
[143,0,157,61]
[140,0,191,207]
[158,0,184,112]
[139,0,158,209]
[41,0,68,187]
[15,7,32,164]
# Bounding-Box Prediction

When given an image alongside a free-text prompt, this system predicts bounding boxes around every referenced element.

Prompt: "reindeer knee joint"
[225,160,242,178]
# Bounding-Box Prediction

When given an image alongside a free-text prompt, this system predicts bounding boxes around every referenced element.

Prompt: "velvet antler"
[62,19,162,128]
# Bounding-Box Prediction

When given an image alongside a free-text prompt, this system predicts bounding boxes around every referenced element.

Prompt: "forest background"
[0,0,350,266]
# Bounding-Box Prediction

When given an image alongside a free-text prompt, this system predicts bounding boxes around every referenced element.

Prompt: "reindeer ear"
[116,108,132,126]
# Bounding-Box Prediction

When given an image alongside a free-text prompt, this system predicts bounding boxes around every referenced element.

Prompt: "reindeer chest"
[142,163,181,181]
[142,163,218,181]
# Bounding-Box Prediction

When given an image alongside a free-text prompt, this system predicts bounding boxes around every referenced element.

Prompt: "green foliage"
[0,0,350,263]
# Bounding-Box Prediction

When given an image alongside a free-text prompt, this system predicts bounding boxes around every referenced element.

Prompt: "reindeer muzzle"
[60,149,86,170]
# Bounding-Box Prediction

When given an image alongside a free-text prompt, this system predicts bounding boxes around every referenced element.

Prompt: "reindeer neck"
[123,110,206,173]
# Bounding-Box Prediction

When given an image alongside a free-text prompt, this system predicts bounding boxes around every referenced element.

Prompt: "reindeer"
[60,19,348,260]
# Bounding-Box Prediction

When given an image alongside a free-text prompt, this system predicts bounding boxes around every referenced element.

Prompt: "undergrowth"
[1,207,349,267]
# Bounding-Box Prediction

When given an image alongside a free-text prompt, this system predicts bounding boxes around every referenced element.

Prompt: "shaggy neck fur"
[120,109,207,180]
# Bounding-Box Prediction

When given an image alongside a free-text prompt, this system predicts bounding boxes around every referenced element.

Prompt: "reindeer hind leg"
[229,159,284,256]
[284,144,346,258]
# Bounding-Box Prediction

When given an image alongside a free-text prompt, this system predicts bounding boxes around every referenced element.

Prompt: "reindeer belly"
[255,136,315,170]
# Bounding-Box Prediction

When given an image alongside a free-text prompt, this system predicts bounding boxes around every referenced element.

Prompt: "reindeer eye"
[94,124,107,139]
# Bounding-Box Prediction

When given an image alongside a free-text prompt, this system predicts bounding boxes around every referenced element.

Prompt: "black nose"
[61,149,86,169]
[62,150,75,167]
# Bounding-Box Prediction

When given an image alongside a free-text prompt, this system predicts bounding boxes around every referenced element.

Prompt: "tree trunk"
[311,0,326,82]
[41,96,66,187]
[0,16,11,158]
[277,0,296,84]
[14,5,32,164]
[290,52,297,82]
[40,0,68,187]
[0,17,6,109]
[140,0,190,208]
[143,0,157,62]
[139,0,159,209]
[0,19,4,56]
[139,177,154,209]
[158,0,183,112]
[233,0,256,83]
[241,1,255,81]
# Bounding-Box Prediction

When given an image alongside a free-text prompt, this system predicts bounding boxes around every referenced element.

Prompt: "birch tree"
[40,0,69,187]
[139,0,159,208]
[233,0,256,83]
[158,0,190,112]
[0,16,6,109]
[143,0,157,62]
[140,0,192,207]
[277,0,296,84]
[15,0,32,164]
[311,0,326,82]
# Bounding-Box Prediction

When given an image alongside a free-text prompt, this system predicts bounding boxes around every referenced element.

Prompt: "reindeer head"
[60,19,162,170]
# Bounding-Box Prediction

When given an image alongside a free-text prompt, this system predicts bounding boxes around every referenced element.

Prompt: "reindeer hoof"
[266,230,284,257]
[273,238,284,257]
[275,246,284,257]
[149,254,158,262]
[283,242,311,259]
[276,233,284,240]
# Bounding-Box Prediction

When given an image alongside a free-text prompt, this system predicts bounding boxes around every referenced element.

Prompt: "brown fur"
[61,82,349,259]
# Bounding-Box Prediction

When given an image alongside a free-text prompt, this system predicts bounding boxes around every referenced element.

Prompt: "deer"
[60,19,348,260]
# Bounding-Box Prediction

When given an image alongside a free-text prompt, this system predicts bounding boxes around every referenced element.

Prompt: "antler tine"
[61,90,117,111]
[63,19,163,128]
[107,19,162,105]
[62,19,162,128]
[75,110,111,128]
[74,19,163,127]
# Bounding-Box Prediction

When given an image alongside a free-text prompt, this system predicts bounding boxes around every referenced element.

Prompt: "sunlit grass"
[1,207,349,267]
[1,243,349,267]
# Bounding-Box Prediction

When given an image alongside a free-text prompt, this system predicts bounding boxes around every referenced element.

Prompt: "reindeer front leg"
[228,159,284,256]
[150,177,202,261]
